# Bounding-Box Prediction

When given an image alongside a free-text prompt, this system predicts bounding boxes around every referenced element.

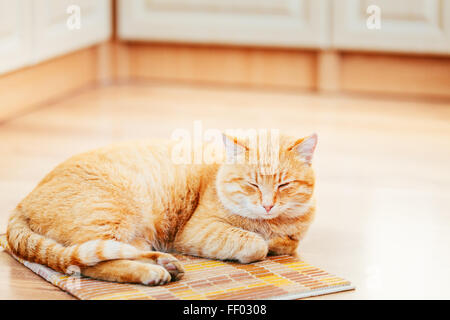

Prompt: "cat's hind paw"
[137,252,185,281]
[140,264,172,286]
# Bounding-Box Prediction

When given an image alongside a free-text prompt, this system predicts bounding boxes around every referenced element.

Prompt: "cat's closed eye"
[278,182,292,189]
[247,182,259,189]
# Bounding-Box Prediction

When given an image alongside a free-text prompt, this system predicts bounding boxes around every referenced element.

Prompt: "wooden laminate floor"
[1,83,449,299]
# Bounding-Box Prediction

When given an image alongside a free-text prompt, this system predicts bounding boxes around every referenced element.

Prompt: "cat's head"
[216,133,317,220]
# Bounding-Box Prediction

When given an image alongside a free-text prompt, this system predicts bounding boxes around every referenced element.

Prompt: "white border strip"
[269,284,356,300]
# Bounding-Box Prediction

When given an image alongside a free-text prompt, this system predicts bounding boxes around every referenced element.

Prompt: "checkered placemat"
[0,234,353,299]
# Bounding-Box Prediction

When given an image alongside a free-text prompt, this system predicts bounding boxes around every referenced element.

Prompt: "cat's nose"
[263,205,274,213]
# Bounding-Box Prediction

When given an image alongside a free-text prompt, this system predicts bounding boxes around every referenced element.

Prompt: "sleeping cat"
[7,132,317,285]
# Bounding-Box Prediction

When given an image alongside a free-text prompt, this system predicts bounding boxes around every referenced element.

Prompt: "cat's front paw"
[268,236,299,256]
[236,237,268,264]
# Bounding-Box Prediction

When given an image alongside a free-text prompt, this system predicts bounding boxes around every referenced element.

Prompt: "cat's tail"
[6,210,142,274]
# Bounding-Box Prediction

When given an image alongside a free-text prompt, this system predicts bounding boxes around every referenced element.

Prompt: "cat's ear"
[222,134,248,163]
[288,133,318,165]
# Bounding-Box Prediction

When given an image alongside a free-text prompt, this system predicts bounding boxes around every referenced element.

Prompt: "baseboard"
[340,52,450,98]
[0,46,100,123]
[126,42,317,90]
[1,41,449,123]
[122,42,450,99]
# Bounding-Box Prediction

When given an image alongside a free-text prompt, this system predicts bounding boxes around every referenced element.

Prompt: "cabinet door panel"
[118,0,330,48]
[32,0,111,63]
[333,0,450,54]
[0,0,32,75]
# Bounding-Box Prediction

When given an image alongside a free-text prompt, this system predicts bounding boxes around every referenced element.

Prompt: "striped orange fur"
[7,133,317,285]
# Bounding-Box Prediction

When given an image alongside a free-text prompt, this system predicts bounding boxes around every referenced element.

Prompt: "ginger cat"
[7,132,317,285]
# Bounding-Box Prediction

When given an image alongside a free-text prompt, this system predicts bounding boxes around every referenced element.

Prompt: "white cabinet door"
[333,0,450,54]
[0,0,32,75]
[118,0,330,48]
[32,0,111,63]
